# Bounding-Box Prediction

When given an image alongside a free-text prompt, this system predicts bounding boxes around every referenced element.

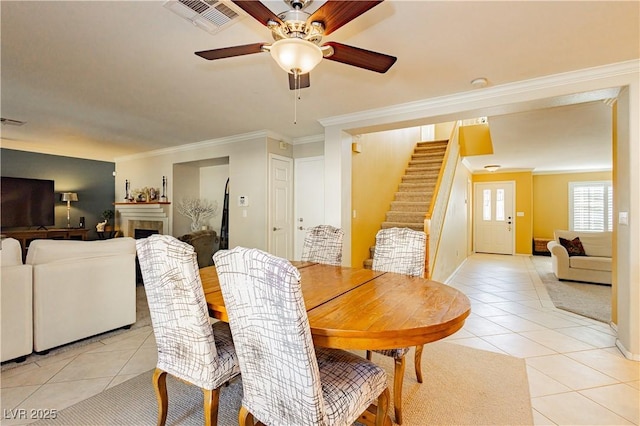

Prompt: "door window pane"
[496,189,505,221]
[483,189,491,221]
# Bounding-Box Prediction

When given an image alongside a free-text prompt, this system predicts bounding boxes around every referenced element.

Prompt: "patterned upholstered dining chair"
[213,247,391,426]
[301,224,344,266]
[136,234,240,426]
[370,227,427,424]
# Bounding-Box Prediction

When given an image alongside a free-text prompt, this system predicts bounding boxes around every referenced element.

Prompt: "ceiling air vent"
[163,0,244,35]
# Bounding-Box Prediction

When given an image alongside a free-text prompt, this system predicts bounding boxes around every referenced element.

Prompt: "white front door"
[474,181,515,255]
[268,154,293,258]
[293,156,325,260]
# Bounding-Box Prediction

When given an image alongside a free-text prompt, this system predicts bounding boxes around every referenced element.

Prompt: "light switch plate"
[238,195,249,207]
[619,211,629,225]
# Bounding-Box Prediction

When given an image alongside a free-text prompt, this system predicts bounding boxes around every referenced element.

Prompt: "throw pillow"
[559,237,586,256]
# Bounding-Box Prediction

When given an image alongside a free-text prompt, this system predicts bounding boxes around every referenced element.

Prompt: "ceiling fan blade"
[323,42,396,73]
[308,1,383,36]
[195,43,266,60]
[232,0,283,27]
[288,73,310,90]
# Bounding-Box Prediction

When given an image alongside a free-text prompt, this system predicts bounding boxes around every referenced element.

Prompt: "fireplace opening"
[135,229,159,240]
[134,228,159,284]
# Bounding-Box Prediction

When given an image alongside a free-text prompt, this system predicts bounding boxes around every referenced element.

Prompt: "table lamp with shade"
[61,192,78,228]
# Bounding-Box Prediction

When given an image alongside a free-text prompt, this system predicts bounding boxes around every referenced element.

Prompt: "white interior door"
[268,154,293,258]
[474,181,515,254]
[293,156,325,260]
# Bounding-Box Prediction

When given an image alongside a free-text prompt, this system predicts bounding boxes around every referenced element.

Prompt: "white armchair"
[1,237,33,362]
[26,237,137,352]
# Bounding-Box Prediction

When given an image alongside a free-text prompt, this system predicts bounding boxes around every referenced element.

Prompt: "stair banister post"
[424,216,431,278]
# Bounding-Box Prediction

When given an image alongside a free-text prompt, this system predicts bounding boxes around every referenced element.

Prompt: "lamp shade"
[270,38,323,74]
[61,192,78,202]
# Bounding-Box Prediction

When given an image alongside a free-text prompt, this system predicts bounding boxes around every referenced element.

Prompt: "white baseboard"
[615,339,640,361]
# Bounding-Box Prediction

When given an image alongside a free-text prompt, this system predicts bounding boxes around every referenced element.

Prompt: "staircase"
[364,140,448,269]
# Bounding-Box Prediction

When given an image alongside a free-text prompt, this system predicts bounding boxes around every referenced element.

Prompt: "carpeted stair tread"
[411,156,445,163]
[413,150,446,156]
[409,158,445,166]
[402,175,439,183]
[390,201,429,212]
[386,211,426,222]
[394,192,431,202]
[406,166,442,175]
[381,221,424,231]
[398,182,436,191]
[416,140,448,148]
[412,150,446,156]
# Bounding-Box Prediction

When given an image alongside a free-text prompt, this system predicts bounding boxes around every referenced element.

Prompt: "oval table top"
[200,262,471,350]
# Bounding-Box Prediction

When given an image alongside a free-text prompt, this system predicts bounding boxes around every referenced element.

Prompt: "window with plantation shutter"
[569,181,613,232]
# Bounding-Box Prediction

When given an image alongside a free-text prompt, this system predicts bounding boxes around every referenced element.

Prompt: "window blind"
[569,181,613,232]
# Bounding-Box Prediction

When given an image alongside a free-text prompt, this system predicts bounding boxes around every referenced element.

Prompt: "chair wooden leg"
[366,350,372,361]
[203,387,221,426]
[393,356,406,424]
[376,388,391,426]
[152,368,168,426]
[239,405,253,426]
[414,344,424,383]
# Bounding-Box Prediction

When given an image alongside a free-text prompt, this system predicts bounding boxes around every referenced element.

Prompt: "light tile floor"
[1,254,638,425]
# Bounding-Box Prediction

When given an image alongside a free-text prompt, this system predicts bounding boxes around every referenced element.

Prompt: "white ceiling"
[1,1,638,172]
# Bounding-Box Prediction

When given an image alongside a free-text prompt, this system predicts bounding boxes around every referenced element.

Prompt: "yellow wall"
[435,122,455,140]
[351,127,421,268]
[459,124,493,156]
[473,171,533,254]
[612,101,618,325]
[532,171,612,239]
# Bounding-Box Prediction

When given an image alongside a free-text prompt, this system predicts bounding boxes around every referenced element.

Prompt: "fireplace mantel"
[114,202,171,237]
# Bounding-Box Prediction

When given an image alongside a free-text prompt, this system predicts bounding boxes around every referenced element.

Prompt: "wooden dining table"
[200,261,471,351]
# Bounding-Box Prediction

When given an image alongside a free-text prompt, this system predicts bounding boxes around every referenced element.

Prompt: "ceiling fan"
[195,0,397,90]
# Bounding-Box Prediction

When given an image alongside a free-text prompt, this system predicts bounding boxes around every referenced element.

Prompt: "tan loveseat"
[26,237,137,352]
[546,230,612,285]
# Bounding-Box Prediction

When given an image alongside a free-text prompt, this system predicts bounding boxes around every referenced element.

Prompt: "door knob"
[273,227,281,231]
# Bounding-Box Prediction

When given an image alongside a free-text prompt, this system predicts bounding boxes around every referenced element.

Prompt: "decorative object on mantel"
[160,176,168,202]
[131,187,160,203]
[124,180,134,202]
[176,197,219,232]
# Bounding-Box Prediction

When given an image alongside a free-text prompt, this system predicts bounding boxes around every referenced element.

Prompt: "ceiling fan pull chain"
[293,76,297,124]
[293,70,301,124]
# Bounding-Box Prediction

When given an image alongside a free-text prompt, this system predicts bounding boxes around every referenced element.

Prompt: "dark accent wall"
[1,148,115,240]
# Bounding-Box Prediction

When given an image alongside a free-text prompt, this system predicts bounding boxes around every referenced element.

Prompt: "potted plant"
[102,209,114,223]
[102,209,114,232]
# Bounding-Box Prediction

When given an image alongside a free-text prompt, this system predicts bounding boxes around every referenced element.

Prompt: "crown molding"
[115,130,280,162]
[292,134,324,145]
[319,60,640,129]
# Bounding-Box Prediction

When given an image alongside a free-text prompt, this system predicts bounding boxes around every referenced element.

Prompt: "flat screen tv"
[1,177,55,229]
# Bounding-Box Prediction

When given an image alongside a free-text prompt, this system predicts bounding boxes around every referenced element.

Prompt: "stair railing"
[424,121,461,278]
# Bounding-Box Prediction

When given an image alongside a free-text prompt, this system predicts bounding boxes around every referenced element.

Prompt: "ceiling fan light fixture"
[270,38,322,74]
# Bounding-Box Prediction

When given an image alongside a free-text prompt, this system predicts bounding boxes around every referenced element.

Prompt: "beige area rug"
[531,255,611,323]
[1,286,151,372]
[33,342,532,426]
